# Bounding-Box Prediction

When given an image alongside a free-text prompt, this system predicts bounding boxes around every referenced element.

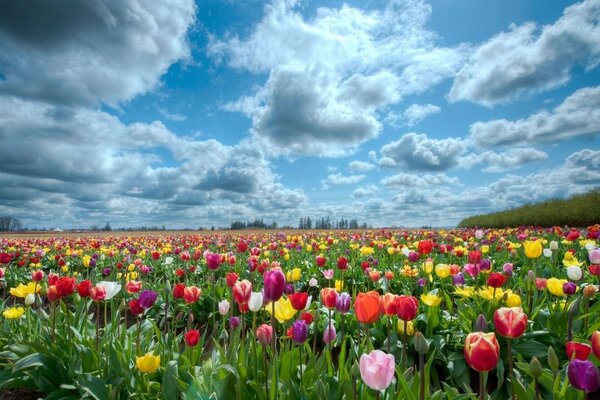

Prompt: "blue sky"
[0,0,598,229]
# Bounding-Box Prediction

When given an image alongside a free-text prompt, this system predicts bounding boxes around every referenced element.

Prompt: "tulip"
[126,280,142,294]
[535,278,547,291]
[563,281,577,296]
[2,307,25,319]
[435,263,450,279]
[480,259,491,271]
[138,290,157,309]
[395,295,419,321]
[308,278,318,287]
[464,332,500,372]
[291,320,308,344]
[248,292,264,312]
[205,252,221,270]
[494,307,527,339]
[408,251,419,262]
[337,257,348,270]
[233,279,252,312]
[256,324,273,345]
[592,331,600,359]
[263,269,285,302]
[97,281,121,300]
[225,272,238,288]
[136,353,160,373]
[468,250,482,265]
[549,241,559,251]
[129,299,144,316]
[322,269,334,280]
[323,324,336,344]
[523,240,542,259]
[218,299,230,315]
[184,329,200,347]
[354,291,382,324]
[55,276,76,297]
[289,292,309,311]
[46,285,60,302]
[265,297,297,323]
[566,341,592,360]
[183,286,201,304]
[381,293,397,316]
[589,249,600,264]
[77,280,93,298]
[420,293,442,307]
[567,266,583,281]
[90,284,107,302]
[173,283,185,299]
[396,319,414,336]
[32,270,44,282]
[464,263,480,278]
[229,316,240,329]
[418,240,433,255]
[568,359,600,393]
[487,273,506,288]
[359,349,395,391]
[335,292,351,314]
[453,273,465,285]
[321,288,338,309]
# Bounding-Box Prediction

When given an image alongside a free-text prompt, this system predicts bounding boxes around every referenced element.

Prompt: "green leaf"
[13,353,52,373]
[76,373,108,400]
[162,360,179,400]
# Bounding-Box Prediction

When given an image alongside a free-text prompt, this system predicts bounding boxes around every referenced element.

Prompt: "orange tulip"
[381,293,397,316]
[183,286,201,304]
[321,288,338,309]
[464,332,500,372]
[354,291,382,324]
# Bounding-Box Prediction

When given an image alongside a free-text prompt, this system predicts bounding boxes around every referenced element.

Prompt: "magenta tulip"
[263,269,285,302]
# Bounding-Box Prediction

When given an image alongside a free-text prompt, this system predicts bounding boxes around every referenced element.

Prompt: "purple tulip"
[408,251,419,262]
[563,281,577,295]
[480,259,491,271]
[229,316,240,329]
[292,320,308,344]
[284,283,295,295]
[452,272,465,286]
[336,292,351,314]
[263,269,286,302]
[418,278,427,287]
[101,267,110,276]
[568,359,600,393]
[139,290,158,309]
[323,324,336,344]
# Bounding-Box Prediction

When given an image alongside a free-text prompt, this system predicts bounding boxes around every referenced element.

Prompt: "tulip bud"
[548,346,559,371]
[25,293,35,306]
[413,331,429,355]
[474,314,487,332]
[218,299,230,316]
[530,357,543,378]
[569,297,581,316]
[543,248,553,258]
[583,285,598,298]
[549,241,559,251]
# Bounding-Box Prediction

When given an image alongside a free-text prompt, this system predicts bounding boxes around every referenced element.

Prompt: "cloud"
[469,85,600,147]
[352,185,378,198]
[449,0,600,106]
[0,0,196,107]
[348,160,375,172]
[459,148,548,172]
[380,172,459,188]
[379,132,466,171]
[321,173,365,189]
[211,0,468,156]
[400,103,441,127]
[0,97,307,228]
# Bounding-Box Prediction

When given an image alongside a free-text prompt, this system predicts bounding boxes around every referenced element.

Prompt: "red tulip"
[46,285,61,302]
[592,331,600,359]
[381,293,397,316]
[226,272,238,288]
[184,329,200,347]
[493,307,528,339]
[32,270,44,282]
[129,299,144,316]
[233,279,252,312]
[77,280,93,298]
[468,250,482,265]
[417,240,433,255]
[126,280,142,294]
[321,288,338,309]
[395,295,419,321]
[354,291,382,324]
[566,341,592,360]
[487,273,506,288]
[337,257,348,270]
[173,283,185,299]
[464,332,500,372]
[55,276,76,297]
[301,311,314,325]
[289,292,309,311]
[316,255,327,268]
[183,286,201,304]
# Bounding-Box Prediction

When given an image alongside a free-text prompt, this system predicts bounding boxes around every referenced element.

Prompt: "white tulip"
[25,293,35,306]
[549,241,559,251]
[543,248,553,258]
[566,266,583,281]
[248,292,263,312]
[218,299,230,315]
[98,281,122,300]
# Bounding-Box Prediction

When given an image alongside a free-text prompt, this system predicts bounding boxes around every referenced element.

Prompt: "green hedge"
[458,188,600,228]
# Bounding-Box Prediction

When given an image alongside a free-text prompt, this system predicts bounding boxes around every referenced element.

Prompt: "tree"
[103,221,112,231]
[0,216,22,232]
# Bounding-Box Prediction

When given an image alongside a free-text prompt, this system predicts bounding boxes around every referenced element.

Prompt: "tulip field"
[1,226,600,400]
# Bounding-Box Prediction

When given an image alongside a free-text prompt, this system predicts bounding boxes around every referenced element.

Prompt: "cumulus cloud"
[348,160,375,172]
[449,0,600,106]
[212,0,468,156]
[402,103,441,126]
[352,185,378,198]
[379,132,466,171]
[0,0,196,107]
[459,148,548,172]
[321,173,365,189]
[380,172,459,188]
[470,85,600,147]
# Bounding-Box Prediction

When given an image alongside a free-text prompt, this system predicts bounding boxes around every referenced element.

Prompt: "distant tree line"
[0,216,23,232]
[458,189,600,228]
[230,219,278,230]
[298,216,367,229]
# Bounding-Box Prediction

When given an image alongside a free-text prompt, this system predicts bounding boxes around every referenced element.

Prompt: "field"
[1,226,600,399]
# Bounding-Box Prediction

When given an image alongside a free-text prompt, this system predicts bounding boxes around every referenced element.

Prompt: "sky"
[0,0,599,229]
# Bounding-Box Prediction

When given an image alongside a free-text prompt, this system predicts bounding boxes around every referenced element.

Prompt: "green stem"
[479,371,485,400]
[507,338,515,400]
[419,352,425,400]
[402,319,408,370]
[271,301,278,400]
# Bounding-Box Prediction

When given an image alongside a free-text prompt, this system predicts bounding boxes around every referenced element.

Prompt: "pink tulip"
[359,349,395,391]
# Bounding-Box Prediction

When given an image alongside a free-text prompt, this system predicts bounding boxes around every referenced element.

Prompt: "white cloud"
[211,0,468,156]
[449,0,600,106]
[0,0,196,107]
[321,173,365,189]
[459,148,548,172]
[379,132,466,171]
[380,172,459,188]
[352,185,378,198]
[402,103,441,126]
[469,85,600,147]
[348,160,375,172]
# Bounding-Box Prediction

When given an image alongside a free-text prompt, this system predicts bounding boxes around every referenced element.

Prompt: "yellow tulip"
[335,280,344,292]
[546,278,567,297]
[505,293,522,307]
[3,307,25,319]
[136,353,161,373]
[360,246,374,256]
[82,255,91,268]
[286,268,301,282]
[265,297,297,323]
[523,240,542,259]
[387,247,395,255]
[476,287,506,301]
[562,252,583,267]
[481,245,489,254]
[423,259,434,275]
[396,319,414,336]
[420,293,442,307]
[9,282,41,298]
[453,286,474,298]
[434,264,450,279]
